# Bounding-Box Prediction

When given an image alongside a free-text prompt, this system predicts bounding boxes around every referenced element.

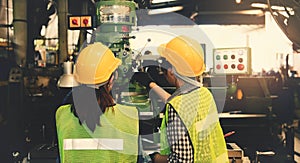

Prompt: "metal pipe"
[13,0,27,67]
[77,0,89,49]
[58,0,68,63]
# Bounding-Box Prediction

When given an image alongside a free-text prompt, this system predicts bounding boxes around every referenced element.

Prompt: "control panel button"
[237,64,244,70]
[238,58,243,63]
[223,55,228,60]
[231,64,236,69]
[224,64,228,69]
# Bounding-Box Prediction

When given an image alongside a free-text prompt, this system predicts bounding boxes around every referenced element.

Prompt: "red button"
[83,18,89,25]
[237,64,244,70]
[224,64,228,69]
[216,64,221,69]
[72,19,78,25]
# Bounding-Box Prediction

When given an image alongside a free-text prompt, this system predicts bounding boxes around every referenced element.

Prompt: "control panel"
[68,15,95,29]
[213,47,251,75]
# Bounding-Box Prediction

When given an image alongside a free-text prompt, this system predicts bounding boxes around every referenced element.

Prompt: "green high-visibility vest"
[160,87,229,163]
[56,104,139,163]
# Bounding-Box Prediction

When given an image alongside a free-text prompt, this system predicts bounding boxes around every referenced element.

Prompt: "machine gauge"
[100,5,130,15]
[99,5,131,23]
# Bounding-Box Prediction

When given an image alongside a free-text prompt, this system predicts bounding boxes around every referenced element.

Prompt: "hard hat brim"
[158,43,201,77]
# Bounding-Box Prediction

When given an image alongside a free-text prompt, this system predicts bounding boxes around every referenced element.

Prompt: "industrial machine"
[93,1,164,143]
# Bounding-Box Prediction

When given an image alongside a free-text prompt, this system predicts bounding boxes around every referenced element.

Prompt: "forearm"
[149,82,171,103]
[151,153,168,163]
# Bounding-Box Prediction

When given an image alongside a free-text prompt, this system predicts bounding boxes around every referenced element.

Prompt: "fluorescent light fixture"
[148,6,183,15]
[251,2,294,12]
[198,9,264,16]
[271,6,293,12]
[251,3,268,9]
[151,0,178,4]
[236,9,264,15]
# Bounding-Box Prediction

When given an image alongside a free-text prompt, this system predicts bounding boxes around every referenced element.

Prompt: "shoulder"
[56,104,72,120]
[197,86,210,93]
[199,87,213,97]
[114,103,139,116]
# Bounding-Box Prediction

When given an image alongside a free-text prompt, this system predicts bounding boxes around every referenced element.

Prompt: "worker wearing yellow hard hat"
[56,42,141,163]
[158,35,206,77]
[73,42,121,85]
[132,35,229,162]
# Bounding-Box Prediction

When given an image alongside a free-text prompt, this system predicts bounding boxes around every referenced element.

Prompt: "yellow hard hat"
[74,42,121,85]
[158,35,206,77]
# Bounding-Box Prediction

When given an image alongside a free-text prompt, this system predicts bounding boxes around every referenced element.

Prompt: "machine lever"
[122,36,136,39]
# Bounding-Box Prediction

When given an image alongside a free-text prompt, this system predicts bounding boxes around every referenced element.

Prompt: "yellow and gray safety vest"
[56,104,139,163]
[160,87,229,162]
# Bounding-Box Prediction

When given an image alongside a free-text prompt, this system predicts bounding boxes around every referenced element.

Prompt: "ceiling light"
[57,61,80,88]
[148,6,183,15]
[151,0,178,4]
[251,3,268,9]
[235,0,242,4]
[198,9,264,16]
[251,2,294,12]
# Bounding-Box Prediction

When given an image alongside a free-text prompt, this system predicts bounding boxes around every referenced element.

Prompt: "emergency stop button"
[81,16,92,27]
[68,15,94,29]
[69,16,80,28]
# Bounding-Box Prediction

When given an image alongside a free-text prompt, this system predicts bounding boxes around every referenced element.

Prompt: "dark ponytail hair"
[71,75,115,132]
[97,82,115,114]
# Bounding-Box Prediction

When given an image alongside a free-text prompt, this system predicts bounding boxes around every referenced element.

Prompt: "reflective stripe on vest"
[64,138,124,150]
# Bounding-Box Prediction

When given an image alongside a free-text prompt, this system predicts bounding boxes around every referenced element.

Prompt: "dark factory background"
[0,0,300,162]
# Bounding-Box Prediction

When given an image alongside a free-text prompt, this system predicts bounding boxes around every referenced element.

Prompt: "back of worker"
[158,36,229,162]
[56,103,139,163]
[55,42,140,163]
[132,35,229,162]
[160,87,228,162]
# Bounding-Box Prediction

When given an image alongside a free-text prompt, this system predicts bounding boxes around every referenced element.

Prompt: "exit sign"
[68,15,95,29]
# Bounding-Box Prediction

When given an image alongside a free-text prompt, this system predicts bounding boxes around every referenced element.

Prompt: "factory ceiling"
[0,0,299,49]
[135,0,267,25]
[58,0,300,49]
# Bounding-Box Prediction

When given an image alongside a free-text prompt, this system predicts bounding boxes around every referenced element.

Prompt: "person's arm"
[131,72,171,102]
[166,105,194,162]
[151,105,194,163]
[149,152,168,163]
[149,82,171,103]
